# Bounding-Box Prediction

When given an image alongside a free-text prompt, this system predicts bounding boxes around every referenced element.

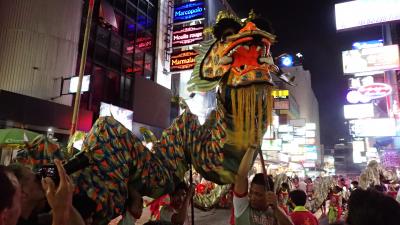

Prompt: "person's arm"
[171,185,195,225]
[41,159,85,225]
[266,191,293,225]
[234,145,258,195]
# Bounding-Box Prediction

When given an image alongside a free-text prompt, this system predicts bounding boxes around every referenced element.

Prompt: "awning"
[99,0,118,29]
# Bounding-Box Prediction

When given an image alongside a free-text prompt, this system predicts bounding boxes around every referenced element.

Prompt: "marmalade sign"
[170,50,198,72]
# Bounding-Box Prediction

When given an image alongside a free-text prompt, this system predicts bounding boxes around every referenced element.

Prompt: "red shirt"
[290,206,319,225]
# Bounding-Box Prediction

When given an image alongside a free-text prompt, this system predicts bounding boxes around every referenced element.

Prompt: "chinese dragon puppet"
[19,11,298,224]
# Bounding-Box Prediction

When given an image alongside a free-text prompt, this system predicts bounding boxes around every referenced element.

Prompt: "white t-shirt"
[233,193,276,225]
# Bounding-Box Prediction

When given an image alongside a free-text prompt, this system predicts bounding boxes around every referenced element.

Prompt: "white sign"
[350,118,396,137]
[69,75,91,93]
[261,139,282,151]
[344,103,374,119]
[278,125,293,133]
[353,140,365,163]
[305,123,316,130]
[342,45,400,74]
[335,0,400,31]
[289,119,306,127]
[100,102,133,131]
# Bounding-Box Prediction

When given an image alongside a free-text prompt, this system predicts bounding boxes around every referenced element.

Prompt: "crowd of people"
[1,146,400,225]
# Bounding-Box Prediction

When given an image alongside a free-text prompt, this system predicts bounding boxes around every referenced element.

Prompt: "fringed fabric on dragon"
[17,11,300,224]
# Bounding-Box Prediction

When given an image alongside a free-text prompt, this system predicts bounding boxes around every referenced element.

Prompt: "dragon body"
[21,12,296,223]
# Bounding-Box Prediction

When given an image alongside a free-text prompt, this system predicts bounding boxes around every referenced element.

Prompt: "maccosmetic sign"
[342,45,400,74]
[335,0,400,31]
[174,1,205,23]
[344,103,374,119]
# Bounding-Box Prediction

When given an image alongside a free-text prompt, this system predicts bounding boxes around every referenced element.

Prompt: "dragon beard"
[228,84,273,149]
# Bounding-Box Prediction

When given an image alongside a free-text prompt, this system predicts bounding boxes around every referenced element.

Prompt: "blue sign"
[280,55,294,67]
[174,1,205,23]
[352,39,383,50]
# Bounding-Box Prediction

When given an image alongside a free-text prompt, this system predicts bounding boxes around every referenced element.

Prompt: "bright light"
[343,103,374,119]
[281,55,294,67]
[69,75,91,93]
[296,53,303,58]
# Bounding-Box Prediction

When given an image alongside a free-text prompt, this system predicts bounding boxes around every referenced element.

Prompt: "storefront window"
[96,25,110,47]
[127,3,137,21]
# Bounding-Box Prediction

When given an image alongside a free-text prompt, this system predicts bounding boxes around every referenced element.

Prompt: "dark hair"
[73,194,97,219]
[7,163,27,181]
[351,181,358,186]
[0,165,17,212]
[347,189,400,225]
[289,190,307,206]
[251,173,274,191]
[371,185,387,193]
[281,182,289,190]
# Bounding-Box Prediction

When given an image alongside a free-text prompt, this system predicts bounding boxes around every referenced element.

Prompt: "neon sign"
[358,83,392,99]
[170,50,198,72]
[173,24,204,47]
[174,1,205,23]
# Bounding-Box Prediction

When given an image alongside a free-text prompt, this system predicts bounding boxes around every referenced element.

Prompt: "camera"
[36,151,90,185]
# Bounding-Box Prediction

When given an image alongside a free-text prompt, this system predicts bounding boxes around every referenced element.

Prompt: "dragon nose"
[239,22,258,33]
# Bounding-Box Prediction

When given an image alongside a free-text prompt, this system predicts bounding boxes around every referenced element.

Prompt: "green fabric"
[0,128,40,145]
[235,207,276,225]
[293,206,308,212]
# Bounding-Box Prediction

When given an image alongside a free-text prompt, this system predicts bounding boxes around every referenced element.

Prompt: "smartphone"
[37,164,60,185]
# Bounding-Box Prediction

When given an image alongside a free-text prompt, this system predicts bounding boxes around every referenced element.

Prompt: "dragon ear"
[213,18,242,40]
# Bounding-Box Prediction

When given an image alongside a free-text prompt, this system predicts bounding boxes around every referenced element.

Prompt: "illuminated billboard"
[261,139,282,151]
[174,1,205,23]
[172,24,204,47]
[342,45,400,74]
[353,140,365,163]
[100,102,133,131]
[69,75,90,93]
[170,50,198,72]
[349,118,396,137]
[272,89,289,99]
[273,99,289,110]
[335,0,400,31]
[344,103,374,119]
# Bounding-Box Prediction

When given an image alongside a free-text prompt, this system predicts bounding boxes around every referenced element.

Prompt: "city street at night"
[1,0,400,225]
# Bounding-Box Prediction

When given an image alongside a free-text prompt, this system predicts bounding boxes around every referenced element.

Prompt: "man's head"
[281,182,289,192]
[8,164,45,204]
[0,166,22,225]
[126,186,143,220]
[170,182,188,209]
[347,189,400,225]
[351,181,358,189]
[289,190,307,207]
[305,178,312,184]
[249,173,274,210]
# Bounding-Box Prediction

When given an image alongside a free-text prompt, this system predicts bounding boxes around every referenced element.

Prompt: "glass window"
[137,11,147,28]
[138,0,147,12]
[91,66,106,111]
[124,19,136,41]
[103,71,120,105]
[96,25,110,47]
[108,52,121,71]
[122,58,134,75]
[120,75,132,107]
[110,34,122,53]
[114,0,125,12]
[128,0,138,6]
[127,4,137,21]
[94,44,108,65]
[112,13,124,35]
[134,49,144,76]
[123,40,134,60]
[144,53,153,80]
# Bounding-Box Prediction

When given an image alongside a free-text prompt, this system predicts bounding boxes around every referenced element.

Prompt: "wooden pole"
[69,0,95,143]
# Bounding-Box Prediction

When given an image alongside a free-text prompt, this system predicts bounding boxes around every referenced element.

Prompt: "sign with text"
[272,89,289,99]
[174,1,205,23]
[349,118,396,137]
[173,24,204,47]
[170,50,198,72]
[344,103,374,119]
[342,45,400,74]
[335,0,400,31]
[273,99,289,110]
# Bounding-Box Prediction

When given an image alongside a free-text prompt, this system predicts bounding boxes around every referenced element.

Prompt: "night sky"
[228,0,383,147]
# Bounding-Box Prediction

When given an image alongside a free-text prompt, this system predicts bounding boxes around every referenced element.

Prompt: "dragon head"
[188,11,280,92]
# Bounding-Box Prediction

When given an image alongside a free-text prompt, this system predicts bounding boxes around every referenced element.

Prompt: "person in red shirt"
[288,190,319,225]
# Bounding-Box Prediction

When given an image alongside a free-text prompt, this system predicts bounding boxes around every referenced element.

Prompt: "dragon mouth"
[219,32,278,87]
